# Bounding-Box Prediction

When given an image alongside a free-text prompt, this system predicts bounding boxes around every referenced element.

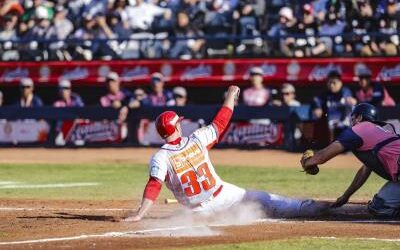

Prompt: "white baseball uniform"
[150,124,327,217]
[149,124,246,214]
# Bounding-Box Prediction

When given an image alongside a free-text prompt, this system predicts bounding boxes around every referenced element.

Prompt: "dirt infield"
[0,148,360,169]
[0,148,397,249]
[1,199,400,250]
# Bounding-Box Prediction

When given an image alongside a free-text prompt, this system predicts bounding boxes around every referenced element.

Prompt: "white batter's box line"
[313,236,400,243]
[0,182,99,189]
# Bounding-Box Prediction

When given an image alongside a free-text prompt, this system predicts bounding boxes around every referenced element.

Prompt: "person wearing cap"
[301,103,400,218]
[123,85,328,222]
[100,72,133,109]
[172,86,187,107]
[53,80,84,108]
[267,6,299,56]
[281,83,300,107]
[15,78,43,107]
[127,88,150,108]
[243,67,269,106]
[312,70,357,140]
[147,72,174,107]
[355,70,395,107]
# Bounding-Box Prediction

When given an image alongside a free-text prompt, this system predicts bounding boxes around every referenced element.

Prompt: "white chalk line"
[314,236,400,243]
[1,218,399,246]
[0,221,267,246]
[0,182,98,189]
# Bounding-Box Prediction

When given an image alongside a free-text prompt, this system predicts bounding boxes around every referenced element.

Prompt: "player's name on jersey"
[170,143,205,174]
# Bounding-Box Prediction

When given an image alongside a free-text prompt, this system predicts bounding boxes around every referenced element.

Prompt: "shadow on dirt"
[17,212,117,222]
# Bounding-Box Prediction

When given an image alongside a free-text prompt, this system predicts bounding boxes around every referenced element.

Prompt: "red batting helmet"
[155,111,184,139]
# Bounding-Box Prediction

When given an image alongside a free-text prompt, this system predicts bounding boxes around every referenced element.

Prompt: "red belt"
[189,185,223,209]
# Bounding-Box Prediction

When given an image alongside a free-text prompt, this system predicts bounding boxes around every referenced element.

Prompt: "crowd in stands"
[1,0,400,60]
[0,67,395,109]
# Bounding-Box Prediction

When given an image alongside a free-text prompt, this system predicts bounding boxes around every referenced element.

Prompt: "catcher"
[123,85,328,222]
[301,103,400,218]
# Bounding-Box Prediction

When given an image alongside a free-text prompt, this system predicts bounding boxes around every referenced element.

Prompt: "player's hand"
[122,215,141,222]
[331,195,349,208]
[226,85,240,100]
[121,212,142,222]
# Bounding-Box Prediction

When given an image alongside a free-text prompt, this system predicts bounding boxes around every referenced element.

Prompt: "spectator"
[355,69,395,106]
[21,0,54,30]
[169,11,205,59]
[0,90,3,107]
[312,70,357,139]
[243,67,269,106]
[318,8,346,55]
[45,5,74,60]
[281,83,301,107]
[72,14,117,60]
[53,80,84,107]
[0,14,18,40]
[125,0,172,31]
[100,72,132,108]
[172,86,188,106]
[16,78,43,107]
[297,4,330,57]
[147,72,174,106]
[128,88,150,108]
[344,0,380,56]
[268,7,299,57]
[376,0,400,56]
[109,0,130,32]
[0,14,19,61]
[0,0,24,18]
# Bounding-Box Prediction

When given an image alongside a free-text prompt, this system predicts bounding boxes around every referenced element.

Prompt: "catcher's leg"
[244,190,329,218]
[368,181,400,218]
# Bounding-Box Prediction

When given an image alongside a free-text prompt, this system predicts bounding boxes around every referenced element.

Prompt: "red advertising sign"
[1,58,399,86]
[56,120,127,145]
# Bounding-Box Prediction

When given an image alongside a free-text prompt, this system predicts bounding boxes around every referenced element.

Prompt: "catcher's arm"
[303,141,345,168]
[331,165,371,208]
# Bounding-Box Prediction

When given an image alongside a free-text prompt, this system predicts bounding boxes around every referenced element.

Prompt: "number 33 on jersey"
[149,125,224,206]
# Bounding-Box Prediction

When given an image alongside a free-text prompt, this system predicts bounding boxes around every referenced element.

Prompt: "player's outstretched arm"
[211,86,240,137]
[123,177,162,222]
[303,141,345,167]
[331,165,371,208]
[223,85,240,111]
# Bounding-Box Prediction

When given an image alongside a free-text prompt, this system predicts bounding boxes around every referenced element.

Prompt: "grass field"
[190,238,400,250]
[0,161,395,250]
[0,163,386,200]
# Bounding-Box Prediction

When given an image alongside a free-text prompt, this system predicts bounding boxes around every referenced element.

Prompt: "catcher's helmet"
[155,111,184,139]
[351,103,378,122]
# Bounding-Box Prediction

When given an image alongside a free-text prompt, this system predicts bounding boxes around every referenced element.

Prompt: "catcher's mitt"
[301,150,319,175]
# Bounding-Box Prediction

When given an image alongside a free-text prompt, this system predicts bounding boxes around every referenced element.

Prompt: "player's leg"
[243,190,329,218]
[367,181,400,218]
[191,182,246,215]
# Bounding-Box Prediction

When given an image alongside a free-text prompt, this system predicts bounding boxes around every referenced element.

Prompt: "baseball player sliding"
[301,103,400,218]
[124,86,327,222]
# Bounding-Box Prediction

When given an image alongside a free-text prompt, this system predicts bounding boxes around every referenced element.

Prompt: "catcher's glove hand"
[301,149,319,175]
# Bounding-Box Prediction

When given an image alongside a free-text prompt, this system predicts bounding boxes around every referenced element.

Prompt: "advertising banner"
[1,58,399,86]
[56,120,127,145]
[137,119,284,146]
[0,120,49,144]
